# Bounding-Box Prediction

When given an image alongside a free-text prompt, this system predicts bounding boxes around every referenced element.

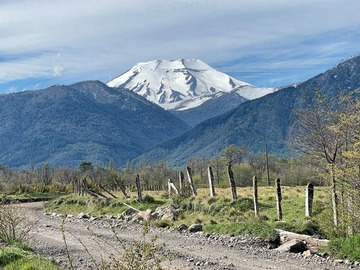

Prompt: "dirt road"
[20,202,356,270]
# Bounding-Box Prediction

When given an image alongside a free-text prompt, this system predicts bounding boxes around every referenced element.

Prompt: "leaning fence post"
[275,178,282,221]
[253,176,259,218]
[208,166,216,197]
[186,166,197,196]
[178,171,184,195]
[168,178,179,197]
[227,165,237,200]
[305,182,314,217]
[135,174,142,202]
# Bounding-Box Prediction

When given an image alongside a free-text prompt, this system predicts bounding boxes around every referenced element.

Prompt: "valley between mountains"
[2,56,360,168]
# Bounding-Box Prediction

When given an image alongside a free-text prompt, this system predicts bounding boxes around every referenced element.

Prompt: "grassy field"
[45,185,333,240]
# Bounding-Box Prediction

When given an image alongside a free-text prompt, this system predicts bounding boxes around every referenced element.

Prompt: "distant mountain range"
[0,81,188,168]
[1,56,360,168]
[139,55,360,166]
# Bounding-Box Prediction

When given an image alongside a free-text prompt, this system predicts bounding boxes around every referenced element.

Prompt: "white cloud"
[1,0,360,91]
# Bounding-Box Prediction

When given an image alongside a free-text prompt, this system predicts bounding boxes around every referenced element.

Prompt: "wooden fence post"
[275,178,282,221]
[168,178,179,197]
[253,176,259,218]
[135,174,142,202]
[186,166,197,196]
[178,171,184,195]
[305,182,314,217]
[208,166,216,197]
[227,165,237,200]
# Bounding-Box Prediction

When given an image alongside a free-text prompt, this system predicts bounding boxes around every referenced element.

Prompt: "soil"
[19,202,358,270]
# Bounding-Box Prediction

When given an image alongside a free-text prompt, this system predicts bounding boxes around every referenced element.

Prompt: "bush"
[327,234,360,262]
[0,202,35,244]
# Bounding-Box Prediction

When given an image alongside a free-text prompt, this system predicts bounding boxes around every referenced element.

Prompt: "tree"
[293,90,359,229]
[79,161,94,174]
[221,145,247,167]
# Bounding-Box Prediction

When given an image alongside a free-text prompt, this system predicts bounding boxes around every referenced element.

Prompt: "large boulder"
[275,239,307,253]
[152,205,178,221]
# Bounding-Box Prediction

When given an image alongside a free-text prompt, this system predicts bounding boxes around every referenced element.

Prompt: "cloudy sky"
[1,0,360,94]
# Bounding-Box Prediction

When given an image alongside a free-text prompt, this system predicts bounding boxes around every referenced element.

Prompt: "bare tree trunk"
[208,166,216,197]
[275,178,282,221]
[305,182,314,217]
[253,176,259,218]
[178,171,184,196]
[227,165,237,200]
[331,164,338,227]
[135,174,142,202]
[186,167,197,196]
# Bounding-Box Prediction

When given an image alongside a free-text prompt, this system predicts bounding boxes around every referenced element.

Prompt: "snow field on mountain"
[107,59,276,111]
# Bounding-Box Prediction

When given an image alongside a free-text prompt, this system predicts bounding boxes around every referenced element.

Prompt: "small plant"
[108,227,167,270]
[61,218,173,270]
[0,201,36,244]
[326,234,360,262]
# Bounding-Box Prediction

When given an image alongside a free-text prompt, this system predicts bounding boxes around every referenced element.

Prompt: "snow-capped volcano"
[107,59,275,111]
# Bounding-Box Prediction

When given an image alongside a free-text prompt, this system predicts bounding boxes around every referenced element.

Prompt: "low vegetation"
[45,186,330,239]
[0,200,59,269]
[0,244,59,270]
[327,234,360,262]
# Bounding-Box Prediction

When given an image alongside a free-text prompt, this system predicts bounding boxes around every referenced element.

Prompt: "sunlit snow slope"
[107,59,275,111]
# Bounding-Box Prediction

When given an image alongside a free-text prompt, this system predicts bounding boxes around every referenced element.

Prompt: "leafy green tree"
[79,161,94,174]
[293,90,360,231]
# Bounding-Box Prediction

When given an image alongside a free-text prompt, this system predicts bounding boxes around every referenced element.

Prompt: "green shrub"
[327,234,360,262]
[0,247,59,270]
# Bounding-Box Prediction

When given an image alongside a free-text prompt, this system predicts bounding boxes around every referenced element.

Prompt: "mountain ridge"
[138,55,360,166]
[0,80,189,168]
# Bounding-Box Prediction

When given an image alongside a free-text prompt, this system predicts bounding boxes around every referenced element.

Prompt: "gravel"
[18,202,359,270]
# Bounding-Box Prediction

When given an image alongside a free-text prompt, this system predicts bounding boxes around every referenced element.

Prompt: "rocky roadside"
[21,202,360,270]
